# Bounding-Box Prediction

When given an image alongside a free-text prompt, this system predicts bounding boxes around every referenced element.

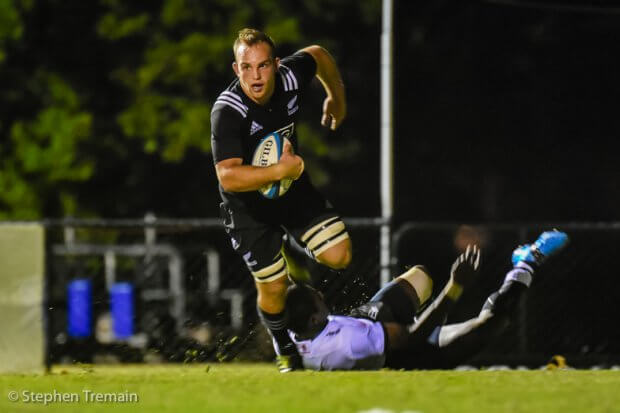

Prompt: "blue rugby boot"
[482,231,570,317]
[512,230,569,268]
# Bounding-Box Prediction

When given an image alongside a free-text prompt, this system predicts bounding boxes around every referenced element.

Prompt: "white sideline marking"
[358,409,422,413]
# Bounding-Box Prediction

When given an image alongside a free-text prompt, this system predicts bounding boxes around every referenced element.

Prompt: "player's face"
[233,42,279,105]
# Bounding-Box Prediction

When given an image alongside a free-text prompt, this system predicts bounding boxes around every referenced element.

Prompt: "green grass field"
[1,364,619,413]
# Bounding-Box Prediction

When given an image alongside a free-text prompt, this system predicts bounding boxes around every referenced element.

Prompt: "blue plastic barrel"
[67,279,92,338]
[110,282,134,339]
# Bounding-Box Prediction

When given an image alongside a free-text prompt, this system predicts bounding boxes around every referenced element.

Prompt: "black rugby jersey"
[211,51,319,221]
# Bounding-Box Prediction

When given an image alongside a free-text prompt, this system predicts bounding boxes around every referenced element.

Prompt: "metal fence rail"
[4,217,617,367]
[40,216,385,365]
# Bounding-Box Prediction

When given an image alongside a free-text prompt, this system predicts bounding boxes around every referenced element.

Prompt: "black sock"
[376,279,420,324]
[257,307,297,356]
[482,281,528,318]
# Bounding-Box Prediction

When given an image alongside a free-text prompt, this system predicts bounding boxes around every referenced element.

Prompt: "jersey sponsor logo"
[276,122,294,140]
[287,95,299,115]
[250,120,263,135]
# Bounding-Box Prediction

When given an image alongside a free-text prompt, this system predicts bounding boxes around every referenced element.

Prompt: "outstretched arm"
[300,45,346,130]
[386,246,481,351]
[408,246,481,345]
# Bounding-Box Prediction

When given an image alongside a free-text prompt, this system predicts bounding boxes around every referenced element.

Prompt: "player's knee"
[398,265,433,304]
[316,239,352,270]
[256,275,288,297]
[338,244,353,268]
[256,276,289,312]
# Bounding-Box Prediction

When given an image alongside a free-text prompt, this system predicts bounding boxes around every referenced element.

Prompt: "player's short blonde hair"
[233,28,276,60]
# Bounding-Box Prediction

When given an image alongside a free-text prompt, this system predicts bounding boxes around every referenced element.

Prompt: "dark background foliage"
[1,0,618,222]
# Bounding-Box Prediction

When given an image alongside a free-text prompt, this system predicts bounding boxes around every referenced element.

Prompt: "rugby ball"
[251,132,294,199]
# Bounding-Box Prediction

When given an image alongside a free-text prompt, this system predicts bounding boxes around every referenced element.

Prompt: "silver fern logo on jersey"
[287,95,299,115]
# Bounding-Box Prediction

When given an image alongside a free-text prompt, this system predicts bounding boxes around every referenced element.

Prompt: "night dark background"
[392,1,620,223]
[1,0,619,223]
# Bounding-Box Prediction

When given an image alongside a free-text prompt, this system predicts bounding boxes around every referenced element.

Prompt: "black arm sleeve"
[279,51,317,90]
[210,105,245,164]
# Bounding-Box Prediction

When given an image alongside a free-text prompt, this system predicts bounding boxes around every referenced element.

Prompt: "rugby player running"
[210,29,350,372]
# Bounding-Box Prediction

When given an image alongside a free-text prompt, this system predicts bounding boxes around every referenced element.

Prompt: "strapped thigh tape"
[252,254,288,283]
[301,217,350,257]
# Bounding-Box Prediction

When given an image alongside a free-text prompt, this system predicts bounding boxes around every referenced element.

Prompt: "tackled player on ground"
[285,231,569,370]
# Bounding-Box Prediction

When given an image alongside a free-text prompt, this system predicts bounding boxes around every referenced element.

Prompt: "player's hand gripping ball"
[252,131,297,199]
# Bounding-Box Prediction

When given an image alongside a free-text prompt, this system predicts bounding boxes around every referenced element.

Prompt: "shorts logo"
[231,238,240,250]
[243,251,258,267]
[287,95,299,115]
[367,305,379,320]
